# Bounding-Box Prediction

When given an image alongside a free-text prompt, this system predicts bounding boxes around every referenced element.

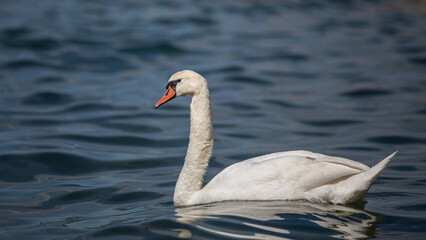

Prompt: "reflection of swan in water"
[173,201,378,239]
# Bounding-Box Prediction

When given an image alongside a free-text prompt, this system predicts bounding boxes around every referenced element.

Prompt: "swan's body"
[155,70,396,207]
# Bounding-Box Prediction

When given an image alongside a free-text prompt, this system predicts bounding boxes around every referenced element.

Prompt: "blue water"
[1,0,425,239]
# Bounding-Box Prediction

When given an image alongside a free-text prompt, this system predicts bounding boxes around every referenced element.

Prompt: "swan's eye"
[166,79,182,90]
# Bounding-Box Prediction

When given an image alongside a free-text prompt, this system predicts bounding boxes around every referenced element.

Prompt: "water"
[0,0,425,239]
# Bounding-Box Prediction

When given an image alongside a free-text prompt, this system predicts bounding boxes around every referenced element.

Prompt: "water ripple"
[225,75,271,86]
[300,119,363,127]
[409,57,426,66]
[1,37,61,51]
[41,134,188,148]
[102,191,164,204]
[4,59,54,69]
[367,136,426,145]
[0,151,168,182]
[37,187,118,209]
[340,89,393,97]
[21,91,74,106]
[119,41,185,55]
[263,99,304,109]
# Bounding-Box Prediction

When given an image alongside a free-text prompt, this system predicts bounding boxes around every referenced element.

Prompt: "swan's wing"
[245,150,369,172]
[202,151,370,200]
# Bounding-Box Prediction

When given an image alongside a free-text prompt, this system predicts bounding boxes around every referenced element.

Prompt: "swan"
[155,70,396,207]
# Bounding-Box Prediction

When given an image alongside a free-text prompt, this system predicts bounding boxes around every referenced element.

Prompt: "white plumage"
[155,70,396,207]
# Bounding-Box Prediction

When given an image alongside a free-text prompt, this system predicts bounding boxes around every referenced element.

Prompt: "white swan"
[155,70,396,207]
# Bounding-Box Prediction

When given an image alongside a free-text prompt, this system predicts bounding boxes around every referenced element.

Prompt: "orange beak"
[155,86,176,108]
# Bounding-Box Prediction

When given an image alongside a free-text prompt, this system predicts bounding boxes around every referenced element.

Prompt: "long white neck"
[174,86,213,206]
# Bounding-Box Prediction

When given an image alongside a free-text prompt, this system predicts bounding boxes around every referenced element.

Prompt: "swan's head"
[155,70,207,108]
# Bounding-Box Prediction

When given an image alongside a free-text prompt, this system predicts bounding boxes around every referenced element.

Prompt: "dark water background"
[1,0,425,239]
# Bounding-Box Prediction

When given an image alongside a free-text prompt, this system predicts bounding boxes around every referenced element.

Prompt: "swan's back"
[193,151,396,205]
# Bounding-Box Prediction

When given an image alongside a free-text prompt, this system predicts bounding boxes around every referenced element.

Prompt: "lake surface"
[1,0,425,239]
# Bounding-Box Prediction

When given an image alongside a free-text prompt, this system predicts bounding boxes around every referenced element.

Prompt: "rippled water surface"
[1,0,426,239]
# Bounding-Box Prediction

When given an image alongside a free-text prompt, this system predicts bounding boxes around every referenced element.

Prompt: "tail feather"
[338,151,397,204]
[364,151,397,185]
